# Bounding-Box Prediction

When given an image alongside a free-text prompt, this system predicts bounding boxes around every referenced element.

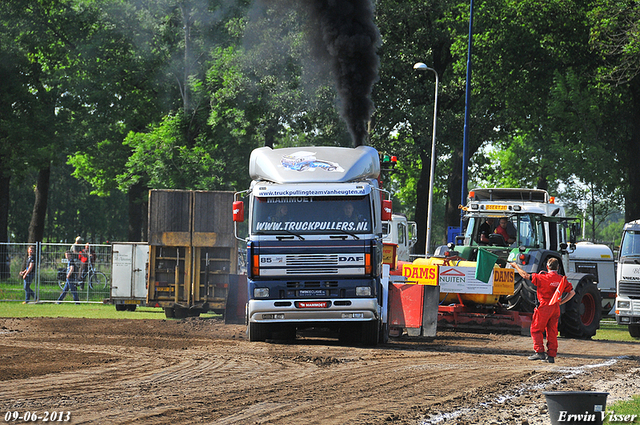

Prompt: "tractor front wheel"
[504,275,537,313]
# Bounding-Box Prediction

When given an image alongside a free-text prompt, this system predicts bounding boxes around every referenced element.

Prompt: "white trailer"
[111,242,149,311]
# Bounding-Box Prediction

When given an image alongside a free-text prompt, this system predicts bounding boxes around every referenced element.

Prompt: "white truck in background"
[615,220,640,337]
[568,241,616,313]
[383,214,417,262]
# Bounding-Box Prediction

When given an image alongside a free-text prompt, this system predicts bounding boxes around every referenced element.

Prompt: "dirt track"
[1,317,639,425]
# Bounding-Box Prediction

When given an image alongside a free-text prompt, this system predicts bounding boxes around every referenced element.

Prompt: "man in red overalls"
[510,258,575,363]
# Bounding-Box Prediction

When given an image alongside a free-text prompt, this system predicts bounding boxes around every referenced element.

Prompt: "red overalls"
[530,271,573,357]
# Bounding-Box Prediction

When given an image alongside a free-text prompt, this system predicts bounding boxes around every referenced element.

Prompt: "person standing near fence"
[70,236,83,255]
[57,251,79,304]
[70,236,84,283]
[18,245,36,304]
[78,243,96,290]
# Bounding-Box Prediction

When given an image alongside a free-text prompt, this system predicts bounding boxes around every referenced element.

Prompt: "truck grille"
[286,254,339,266]
[287,281,339,288]
[619,282,640,298]
[258,252,365,277]
[287,267,338,275]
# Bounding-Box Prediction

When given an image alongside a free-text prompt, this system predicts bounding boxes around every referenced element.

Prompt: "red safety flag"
[550,276,569,305]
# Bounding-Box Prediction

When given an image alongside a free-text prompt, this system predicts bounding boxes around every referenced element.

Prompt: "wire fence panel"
[0,242,112,303]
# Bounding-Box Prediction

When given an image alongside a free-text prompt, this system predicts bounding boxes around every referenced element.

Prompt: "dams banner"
[439,266,514,295]
[400,264,515,295]
[401,264,439,286]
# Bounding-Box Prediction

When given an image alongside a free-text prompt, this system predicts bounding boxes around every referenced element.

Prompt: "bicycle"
[57,262,109,290]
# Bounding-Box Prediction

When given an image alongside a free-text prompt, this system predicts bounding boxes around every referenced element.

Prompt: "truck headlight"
[356,286,372,296]
[254,288,269,298]
[618,300,630,309]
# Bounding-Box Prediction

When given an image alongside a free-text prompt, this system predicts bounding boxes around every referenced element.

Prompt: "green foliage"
[589,0,640,85]
[120,113,225,190]
[3,0,640,244]
[598,217,625,247]
[9,164,127,243]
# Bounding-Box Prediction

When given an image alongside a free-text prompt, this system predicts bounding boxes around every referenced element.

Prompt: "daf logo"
[339,256,363,262]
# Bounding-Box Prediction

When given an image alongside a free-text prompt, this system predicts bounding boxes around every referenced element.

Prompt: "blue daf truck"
[233,146,392,345]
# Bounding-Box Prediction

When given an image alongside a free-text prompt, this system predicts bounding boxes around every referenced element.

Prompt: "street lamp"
[461,0,475,229]
[413,62,439,256]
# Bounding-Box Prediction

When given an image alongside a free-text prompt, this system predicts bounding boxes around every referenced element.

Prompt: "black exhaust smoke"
[260,0,380,147]
[302,0,380,147]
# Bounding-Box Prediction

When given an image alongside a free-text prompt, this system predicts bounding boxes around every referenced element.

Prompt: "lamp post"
[413,62,439,256]
[461,0,475,229]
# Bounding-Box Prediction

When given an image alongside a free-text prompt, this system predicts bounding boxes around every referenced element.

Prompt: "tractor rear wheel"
[559,276,602,339]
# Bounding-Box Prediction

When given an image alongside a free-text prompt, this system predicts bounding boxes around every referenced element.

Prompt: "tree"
[589,0,640,221]
[0,0,90,242]
[68,0,243,240]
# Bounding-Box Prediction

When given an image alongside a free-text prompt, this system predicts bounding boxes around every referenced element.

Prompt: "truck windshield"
[516,215,540,247]
[466,214,544,247]
[621,230,640,257]
[252,195,373,235]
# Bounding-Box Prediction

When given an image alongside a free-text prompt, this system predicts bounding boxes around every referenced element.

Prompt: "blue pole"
[461,0,474,230]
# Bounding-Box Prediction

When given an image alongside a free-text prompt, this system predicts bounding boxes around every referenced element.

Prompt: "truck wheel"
[338,323,357,344]
[115,304,126,312]
[559,277,602,339]
[126,304,137,312]
[248,322,270,342]
[378,321,389,344]
[504,275,537,313]
[361,319,379,346]
[629,324,640,338]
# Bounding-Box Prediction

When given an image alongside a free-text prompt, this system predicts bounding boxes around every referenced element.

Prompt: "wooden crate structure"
[147,190,236,314]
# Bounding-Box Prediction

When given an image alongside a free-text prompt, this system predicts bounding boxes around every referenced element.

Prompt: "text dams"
[402,265,438,286]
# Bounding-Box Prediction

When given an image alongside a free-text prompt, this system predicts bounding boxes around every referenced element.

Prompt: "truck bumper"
[615,298,640,325]
[247,298,379,323]
[616,315,640,325]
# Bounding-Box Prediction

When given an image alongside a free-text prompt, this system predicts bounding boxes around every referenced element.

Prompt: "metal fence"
[0,242,112,303]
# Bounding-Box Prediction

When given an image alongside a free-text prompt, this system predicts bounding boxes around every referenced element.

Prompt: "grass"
[604,395,640,424]
[593,318,640,342]
[0,280,110,302]
[0,302,221,320]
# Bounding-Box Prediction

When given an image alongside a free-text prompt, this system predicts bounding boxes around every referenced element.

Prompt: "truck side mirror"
[233,201,244,222]
[382,200,392,221]
[409,222,418,247]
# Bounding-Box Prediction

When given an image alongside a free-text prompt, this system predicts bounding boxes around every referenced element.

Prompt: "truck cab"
[235,146,391,345]
[383,214,417,262]
[616,220,640,337]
